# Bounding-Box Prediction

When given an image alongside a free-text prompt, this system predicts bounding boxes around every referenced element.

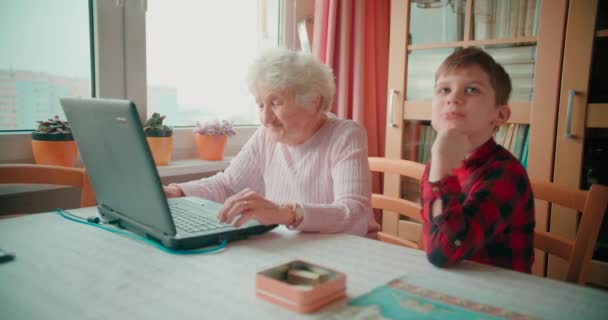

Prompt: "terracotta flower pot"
[145,130,173,166]
[195,134,227,161]
[31,132,78,167]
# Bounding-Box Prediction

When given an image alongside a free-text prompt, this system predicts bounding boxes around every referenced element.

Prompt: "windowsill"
[157,157,232,177]
[0,127,250,199]
[0,127,257,164]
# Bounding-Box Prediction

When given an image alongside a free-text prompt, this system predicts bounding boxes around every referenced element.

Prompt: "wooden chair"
[369,157,608,285]
[369,157,426,250]
[530,180,608,285]
[0,164,96,218]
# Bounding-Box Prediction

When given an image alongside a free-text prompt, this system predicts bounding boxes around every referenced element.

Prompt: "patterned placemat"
[324,276,540,320]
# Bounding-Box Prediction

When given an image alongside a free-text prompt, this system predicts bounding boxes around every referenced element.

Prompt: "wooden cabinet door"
[551,0,608,286]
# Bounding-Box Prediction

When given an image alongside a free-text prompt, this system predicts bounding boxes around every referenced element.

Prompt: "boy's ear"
[492,105,511,126]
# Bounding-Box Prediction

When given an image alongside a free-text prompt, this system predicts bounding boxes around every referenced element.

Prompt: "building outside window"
[0,0,312,164]
[0,0,283,131]
[0,0,92,131]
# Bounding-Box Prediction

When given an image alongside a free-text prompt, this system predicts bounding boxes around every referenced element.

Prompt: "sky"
[0,0,91,78]
[0,0,278,125]
[145,0,263,110]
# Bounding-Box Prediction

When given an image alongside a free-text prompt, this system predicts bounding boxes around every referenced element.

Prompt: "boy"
[421,47,535,273]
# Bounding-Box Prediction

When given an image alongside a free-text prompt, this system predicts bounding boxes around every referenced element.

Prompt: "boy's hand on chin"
[429,129,472,181]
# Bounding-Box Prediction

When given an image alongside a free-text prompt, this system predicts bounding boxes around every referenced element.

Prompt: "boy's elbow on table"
[425,248,463,268]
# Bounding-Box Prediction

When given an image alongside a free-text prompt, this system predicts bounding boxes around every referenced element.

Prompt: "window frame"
[0,0,314,164]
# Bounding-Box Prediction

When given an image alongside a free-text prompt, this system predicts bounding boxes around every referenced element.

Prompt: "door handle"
[387,89,398,128]
[565,89,576,138]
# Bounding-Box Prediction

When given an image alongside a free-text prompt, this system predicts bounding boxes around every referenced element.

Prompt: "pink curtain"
[312,0,390,222]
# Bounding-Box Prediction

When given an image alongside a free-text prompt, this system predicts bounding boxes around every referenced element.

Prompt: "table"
[1,207,606,319]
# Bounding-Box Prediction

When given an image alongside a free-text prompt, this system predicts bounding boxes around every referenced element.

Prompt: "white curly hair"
[247,48,336,112]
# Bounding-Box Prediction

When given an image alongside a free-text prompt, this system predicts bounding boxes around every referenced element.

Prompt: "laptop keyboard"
[168,199,229,233]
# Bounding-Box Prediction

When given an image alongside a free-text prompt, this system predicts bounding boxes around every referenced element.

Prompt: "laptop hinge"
[98,203,121,224]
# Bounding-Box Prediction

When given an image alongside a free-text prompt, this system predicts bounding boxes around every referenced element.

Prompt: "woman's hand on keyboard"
[163,184,185,198]
[218,188,294,227]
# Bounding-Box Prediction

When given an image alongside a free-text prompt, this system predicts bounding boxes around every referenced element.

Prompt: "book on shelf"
[407,122,530,173]
[502,0,538,38]
[493,123,530,162]
[512,124,530,160]
[524,0,537,37]
[532,0,541,36]
[482,0,536,39]
[495,124,506,146]
[517,0,528,37]
[474,0,494,40]
[493,0,511,39]
[510,125,521,155]
[509,0,521,38]
[495,124,509,152]
[412,123,436,165]
[503,123,516,152]
[521,129,530,169]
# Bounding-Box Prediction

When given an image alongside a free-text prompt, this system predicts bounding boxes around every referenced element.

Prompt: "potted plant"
[31,115,78,167]
[143,113,173,166]
[193,119,236,161]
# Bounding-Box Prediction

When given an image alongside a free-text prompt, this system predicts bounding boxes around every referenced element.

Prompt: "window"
[145,0,282,126]
[0,0,92,131]
[0,0,310,163]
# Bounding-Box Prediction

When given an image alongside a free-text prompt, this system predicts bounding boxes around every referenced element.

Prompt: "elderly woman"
[163,49,379,236]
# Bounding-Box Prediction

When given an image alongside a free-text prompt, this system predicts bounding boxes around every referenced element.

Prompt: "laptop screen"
[61,97,177,236]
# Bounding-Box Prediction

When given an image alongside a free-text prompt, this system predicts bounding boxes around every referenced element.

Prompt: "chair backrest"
[0,164,96,217]
[369,157,425,250]
[530,180,608,285]
[369,157,608,285]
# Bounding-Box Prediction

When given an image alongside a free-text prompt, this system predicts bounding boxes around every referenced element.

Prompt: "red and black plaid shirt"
[421,138,535,273]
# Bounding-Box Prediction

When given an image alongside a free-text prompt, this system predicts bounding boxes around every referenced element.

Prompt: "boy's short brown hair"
[435,47,512,106]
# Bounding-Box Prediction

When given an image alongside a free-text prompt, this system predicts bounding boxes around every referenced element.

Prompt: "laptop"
[60,97,276,250]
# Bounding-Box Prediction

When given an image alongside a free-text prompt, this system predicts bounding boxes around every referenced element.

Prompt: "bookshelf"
[385,0,569,278]
[551,0,608,287]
